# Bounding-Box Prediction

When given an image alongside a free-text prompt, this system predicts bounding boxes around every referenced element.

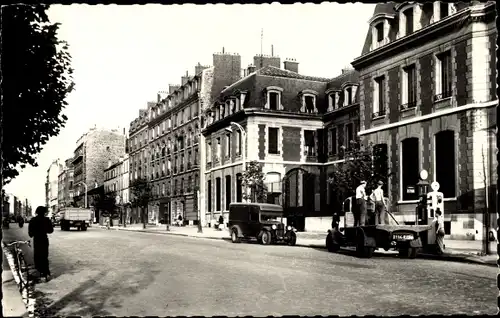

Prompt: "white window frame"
[434,50,452,100]
[266,126,281,156]
[206,141,212,163]
[225,133,231,157]
[264,86,283,110]
[303,129,316,157]
[373,78,380,115]
[216,137,221,161]
[235,130,242,156]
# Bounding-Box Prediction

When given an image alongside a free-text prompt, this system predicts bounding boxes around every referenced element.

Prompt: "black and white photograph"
[1,1,498,316]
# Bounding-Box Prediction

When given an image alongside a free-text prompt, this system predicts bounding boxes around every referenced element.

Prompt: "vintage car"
[228,202,297,245]
[326,196,432,258]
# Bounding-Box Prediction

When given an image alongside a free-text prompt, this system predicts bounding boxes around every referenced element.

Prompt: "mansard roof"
[326,69,360,91]
[257,65,332,83]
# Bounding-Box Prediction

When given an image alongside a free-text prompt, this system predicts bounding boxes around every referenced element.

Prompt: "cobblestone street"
[3,224,497,316]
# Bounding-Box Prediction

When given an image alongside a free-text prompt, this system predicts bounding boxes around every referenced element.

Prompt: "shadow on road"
[35,268,161,316]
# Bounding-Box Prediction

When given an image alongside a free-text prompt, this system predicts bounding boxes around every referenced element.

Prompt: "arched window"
[401,138,419,201]
[435,130,456,198]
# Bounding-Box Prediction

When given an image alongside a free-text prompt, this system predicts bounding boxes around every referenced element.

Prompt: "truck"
[59,208,92,231]
[326,196,433,258]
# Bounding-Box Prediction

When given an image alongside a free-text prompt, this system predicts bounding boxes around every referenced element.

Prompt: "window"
[345,123,354,150]
[435,130,455,198]
[375,22,384,42]
[304,96,315,113]
[266,91,280,110]
[194,148,199,165]
[216,137,221,161]
[187,176,192,192]
[236,173,243,202]
[304,130,315,156]
[404,8,413,35]
[225,134,231,157]
[435,51,452,100]
[216,177,221,211]
[373,144,389,194]
[440,2,449,18]
[162,183,165,196]
[174,179,178,195]
[401,65,417,111]
[330,128,337,155]
[236,130,242,155]
[206,141,212,163]
[225,175,231,210]
[373,76,385,117]
[345,87,352,105]
[268,127,279,155]
[401,138,419,201]
[180,178,184,194]
[328,93,337,111]
[207,180,212,212]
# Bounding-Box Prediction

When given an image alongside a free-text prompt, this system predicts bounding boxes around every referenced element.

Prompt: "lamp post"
[226,121,248,201]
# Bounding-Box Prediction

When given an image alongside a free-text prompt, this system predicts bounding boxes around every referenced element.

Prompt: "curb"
[1,241,36,318]
[95,226,498,267]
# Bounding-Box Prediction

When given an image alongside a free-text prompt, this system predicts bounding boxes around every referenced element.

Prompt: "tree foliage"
[241,161,267,203]
[2,4,75,183]
[130,177,152,227]
[328,141,393,209]
[94,191,118,218]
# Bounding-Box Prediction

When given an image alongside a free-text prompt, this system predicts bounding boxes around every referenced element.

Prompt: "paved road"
[2,224,497,316]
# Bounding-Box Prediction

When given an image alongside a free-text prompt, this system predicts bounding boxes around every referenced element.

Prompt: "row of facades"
[53,2,497,240]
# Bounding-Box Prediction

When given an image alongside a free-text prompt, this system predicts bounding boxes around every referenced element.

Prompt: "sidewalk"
[98,224,498,267]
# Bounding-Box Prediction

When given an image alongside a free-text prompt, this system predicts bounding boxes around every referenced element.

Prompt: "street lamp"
[225,122,248,201]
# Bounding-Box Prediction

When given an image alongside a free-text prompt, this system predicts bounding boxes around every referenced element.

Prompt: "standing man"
[28,206,54,282]
[355,181,368,227]
[370,180,387,225]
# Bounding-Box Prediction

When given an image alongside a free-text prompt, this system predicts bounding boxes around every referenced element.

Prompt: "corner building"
[351,2,497,240]
[202,56,361,231]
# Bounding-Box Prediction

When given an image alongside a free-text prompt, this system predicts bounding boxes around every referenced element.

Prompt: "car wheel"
[231,229,241,243]
[81,224,87,231]
[326,233,340,252]
[260,231,272,245]
[287,232,297,246]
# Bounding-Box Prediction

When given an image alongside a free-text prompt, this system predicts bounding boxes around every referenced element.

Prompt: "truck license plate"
[393,234,413,241]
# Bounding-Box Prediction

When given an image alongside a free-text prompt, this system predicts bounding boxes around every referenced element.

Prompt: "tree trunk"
[143,205,147,229]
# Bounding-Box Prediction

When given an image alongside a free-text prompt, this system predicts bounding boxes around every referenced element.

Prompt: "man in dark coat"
[28,206,54,281]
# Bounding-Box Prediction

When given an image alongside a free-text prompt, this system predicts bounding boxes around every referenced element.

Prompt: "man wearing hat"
[355,181,368,226]
[370,180,387,225]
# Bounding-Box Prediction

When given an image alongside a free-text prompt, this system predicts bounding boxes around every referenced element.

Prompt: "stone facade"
[57,158,74,210]
[72,127,127,208]
[45,159,63,216]
[103,154,130,224]
[352,2,497,240]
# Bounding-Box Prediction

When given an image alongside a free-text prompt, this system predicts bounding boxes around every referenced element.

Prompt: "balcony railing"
[372,109,386,118]
[433,90,452,102]
[400,101,417,111]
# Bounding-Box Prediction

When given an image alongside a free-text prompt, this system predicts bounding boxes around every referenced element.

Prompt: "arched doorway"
[282,168,315,231]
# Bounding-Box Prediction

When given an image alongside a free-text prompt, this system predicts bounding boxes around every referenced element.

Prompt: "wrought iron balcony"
[433,90,452,102]
[372,110,386,118]
[400,101,417,111]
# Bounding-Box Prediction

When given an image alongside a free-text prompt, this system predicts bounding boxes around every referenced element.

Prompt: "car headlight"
[272,224,277,230]
[287,226,292,231]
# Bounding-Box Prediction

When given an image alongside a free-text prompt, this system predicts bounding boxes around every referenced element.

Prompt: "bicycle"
[5,240,35,314]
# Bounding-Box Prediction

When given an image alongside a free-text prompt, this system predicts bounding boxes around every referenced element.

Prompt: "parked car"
[228,202,297,245]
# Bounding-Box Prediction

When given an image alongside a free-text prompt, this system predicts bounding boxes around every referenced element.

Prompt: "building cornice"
[358,100,498,136]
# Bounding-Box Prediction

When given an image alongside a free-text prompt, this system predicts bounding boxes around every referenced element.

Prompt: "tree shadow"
[34,267,161,316]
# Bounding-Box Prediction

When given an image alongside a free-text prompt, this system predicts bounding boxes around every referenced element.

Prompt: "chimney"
[181,70,189,86]
[247,64,256,75]
[253,54,280,70]
[195,62,209,75]
[342,65,354,74]
[283,58,299,73]
[169,84,180,94]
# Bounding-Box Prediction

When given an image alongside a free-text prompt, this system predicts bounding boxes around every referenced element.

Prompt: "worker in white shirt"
[370,180,387,225]
[355,181,368,226]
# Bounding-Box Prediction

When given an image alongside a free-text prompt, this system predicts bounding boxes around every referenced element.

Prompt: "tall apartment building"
[351,2,497,240]
[72,127,127,208]
[45,159,63,216]
[58,158,75,209]
[104,154,130,223]
[202,54,361,231]
[128,51,242,225]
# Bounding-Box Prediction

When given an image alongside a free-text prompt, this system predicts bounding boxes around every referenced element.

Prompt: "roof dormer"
[395,2,423,39]
[368,12,395,51]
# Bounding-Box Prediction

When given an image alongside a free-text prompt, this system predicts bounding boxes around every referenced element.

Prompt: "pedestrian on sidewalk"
[435,209,445,254]
[370,180,387,225]
[28,206,54,282]
[218,215,224,231]
[355,181,368,226]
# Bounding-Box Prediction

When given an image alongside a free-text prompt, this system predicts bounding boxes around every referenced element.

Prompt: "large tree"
[2,4,75,183]
[130,177,152,229]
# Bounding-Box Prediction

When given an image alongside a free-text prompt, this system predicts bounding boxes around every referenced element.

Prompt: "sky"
[5,3,376,208]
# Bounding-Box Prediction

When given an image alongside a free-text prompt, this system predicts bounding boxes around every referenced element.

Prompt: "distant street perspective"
[2,224,498,316]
